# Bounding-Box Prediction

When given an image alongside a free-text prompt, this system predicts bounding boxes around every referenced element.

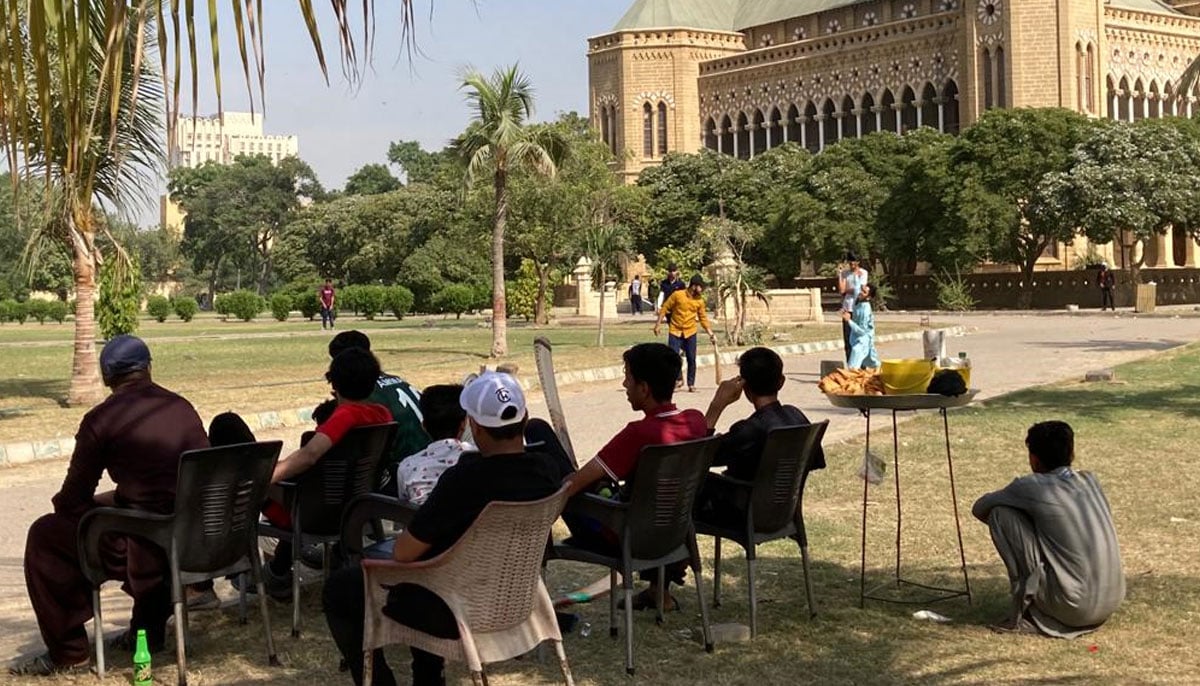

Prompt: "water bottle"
[956,352,971,388]
[133,629,152,686]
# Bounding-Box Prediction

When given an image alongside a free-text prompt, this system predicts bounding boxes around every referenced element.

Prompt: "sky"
[142,0,632,225]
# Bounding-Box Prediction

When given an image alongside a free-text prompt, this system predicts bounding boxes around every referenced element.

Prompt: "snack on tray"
[818,367,885,396]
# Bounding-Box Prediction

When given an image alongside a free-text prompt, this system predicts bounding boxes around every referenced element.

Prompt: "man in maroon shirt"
[320,278,337,330]
[12,336,209,677]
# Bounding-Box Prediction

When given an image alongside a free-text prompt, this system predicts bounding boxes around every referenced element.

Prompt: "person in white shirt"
[838,251,869,365]
[395,384,474,506]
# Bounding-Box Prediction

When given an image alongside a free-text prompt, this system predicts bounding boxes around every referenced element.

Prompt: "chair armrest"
[706,472,753,491]
[562,492,629,533]
[341,495,419,556]
[77,507,174,586]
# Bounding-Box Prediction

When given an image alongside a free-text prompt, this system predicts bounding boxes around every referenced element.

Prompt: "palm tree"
[1,2,413,401]
[454,65,567,357]
[4,5,162,405]
[584,223,628,347]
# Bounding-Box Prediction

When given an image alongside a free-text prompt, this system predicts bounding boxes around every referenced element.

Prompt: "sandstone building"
[588,0,1200,269]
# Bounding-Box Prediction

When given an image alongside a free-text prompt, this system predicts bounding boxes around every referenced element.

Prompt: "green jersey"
[370,374,430,487]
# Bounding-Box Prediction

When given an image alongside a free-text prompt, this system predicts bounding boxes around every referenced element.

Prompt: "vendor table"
[825,391,979,607]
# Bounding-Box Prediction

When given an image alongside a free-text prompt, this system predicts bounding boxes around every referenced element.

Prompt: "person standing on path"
[320,278,337,330]
[656,263,685,315]
[1098,264,1116,311]
[13,336,209,677]
[629,274,644,315]
[655,274,716,393]
[838,252,868,364]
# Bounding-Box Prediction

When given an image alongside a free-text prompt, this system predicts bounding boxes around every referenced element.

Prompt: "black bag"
[927,369,967,396]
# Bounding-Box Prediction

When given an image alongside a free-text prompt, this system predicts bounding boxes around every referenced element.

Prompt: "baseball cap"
[459,371,527,428]
[100,335,151,379]
[689,274,706,287]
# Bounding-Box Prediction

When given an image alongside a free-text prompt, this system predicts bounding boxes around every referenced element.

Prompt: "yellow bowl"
[880,359,935,395]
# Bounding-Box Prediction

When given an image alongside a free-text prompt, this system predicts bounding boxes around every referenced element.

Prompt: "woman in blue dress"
[843,284,880,369]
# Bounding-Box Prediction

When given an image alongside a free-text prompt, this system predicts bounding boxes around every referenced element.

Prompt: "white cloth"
[396,438,472,506]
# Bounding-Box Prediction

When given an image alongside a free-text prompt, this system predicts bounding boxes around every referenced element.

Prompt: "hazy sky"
[144,0,630,225]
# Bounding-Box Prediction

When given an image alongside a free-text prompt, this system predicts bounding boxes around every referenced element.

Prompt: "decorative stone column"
[574,256,593,316]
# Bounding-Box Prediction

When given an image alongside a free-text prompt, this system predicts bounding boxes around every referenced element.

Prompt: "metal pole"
[892,410,902,586]
[859,408,872,608]
[943,407,972,602]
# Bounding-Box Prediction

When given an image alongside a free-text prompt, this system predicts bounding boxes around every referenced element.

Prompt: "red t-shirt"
[595,404,708,482]
[320,285,335,308]
[316,402,393,444]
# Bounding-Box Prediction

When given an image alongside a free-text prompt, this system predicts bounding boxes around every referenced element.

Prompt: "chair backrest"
[749,422,829,533]
[173,441,283,572]
[294,423,398,536]
[624,436,719,560]
[439,487,570,633]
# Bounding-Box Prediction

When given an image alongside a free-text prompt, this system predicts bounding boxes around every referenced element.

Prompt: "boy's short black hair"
[420,384,465,441]
[1026,421,1074,470]
[326,347,381,401]
[623,343,681,403]
[738,347,785,397]
[473,415,528,441]
[329,330,371,358]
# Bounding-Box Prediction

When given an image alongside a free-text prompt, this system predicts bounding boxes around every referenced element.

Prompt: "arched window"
[643,103,654,158]
[803,102,820,151]
[608,107,618,155]
[920,83,938,130]
[821,99,837,148]
[1132,78,1146,121]
[1085,44,1095,113]
[900,86,918,133]
[841,95,857,138]
[1118,76,1131,121]
[657,102,669,155]
[769,107,783,147]
[786,104,802,143]
[720,115,734,155]
[1165,82,1177,117]
[861,92,877,134]
[736,112,751,160]
[981,48,994,110]
[751,109,767,155]
[880,89,898,133]
[1150,81,1162,118]
[703,117,719,152]
[996,46,1007,107]
[600,105,610,147]
[1075,43,1085,112]
[943,80,961,133]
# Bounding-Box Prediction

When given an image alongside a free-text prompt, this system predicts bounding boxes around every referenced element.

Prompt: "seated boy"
[323,371,561,686]
[972,421,1125,637]
[395,384,473,507]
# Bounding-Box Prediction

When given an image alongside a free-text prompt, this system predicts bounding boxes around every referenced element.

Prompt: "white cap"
[459,371,527,428]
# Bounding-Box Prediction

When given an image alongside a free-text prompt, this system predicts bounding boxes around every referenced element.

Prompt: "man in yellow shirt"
[654,274,716,392]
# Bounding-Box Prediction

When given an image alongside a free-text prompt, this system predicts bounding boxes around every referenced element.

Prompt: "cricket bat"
[554,575,617,608]
[533,337,578,469]
[713,338,723,385]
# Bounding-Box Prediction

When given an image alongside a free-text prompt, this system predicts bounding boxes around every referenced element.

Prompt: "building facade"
[589,0,1200,269]
[161,112,299,231]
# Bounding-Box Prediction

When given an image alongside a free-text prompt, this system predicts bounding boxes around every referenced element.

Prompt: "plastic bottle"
[133,629,152,686]
[955,351,971,388]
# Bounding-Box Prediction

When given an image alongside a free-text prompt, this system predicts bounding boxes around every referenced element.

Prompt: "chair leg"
[363,649,373,686]
[481,670,491,686]
[471,671,485,686]
[800,543,817,619]
[747,555,758,639]
[554,640,576,686]
[656,567,666,626]
[238,572,248,625]
[291,538,301,638]
[251,547,280,666]
[623,574,635,676]
[713,537,723,608]
[173,598,188,685]
[690,555,715,654]
[608,570,618,639]
[93,588,105,680]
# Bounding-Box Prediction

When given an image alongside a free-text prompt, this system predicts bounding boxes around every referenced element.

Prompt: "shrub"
[97,257,141,339]
[46,300,69,324]
[215,290,266,322]
[173,297,199,322]
[432,284,475,320]
[25,299,50,324]
[295,291,321,320]
[0,299,18,323]
[10,300,28,324]
[507,260,538,322]
[342,284,386,320]
[934,269,977,312]
[270,293,293,322]
[146,295,172,323]
[384,285,414,320]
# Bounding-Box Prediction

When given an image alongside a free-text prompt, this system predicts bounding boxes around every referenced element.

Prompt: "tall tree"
[583,223,629,347]
[344,163,401,195]
[453,65,567,357]
[387,140,455,185]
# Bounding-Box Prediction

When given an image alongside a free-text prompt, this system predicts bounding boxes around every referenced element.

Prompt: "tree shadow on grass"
[0,378,68,411]
[1026,339,1189,355]
[989,384,1200,421]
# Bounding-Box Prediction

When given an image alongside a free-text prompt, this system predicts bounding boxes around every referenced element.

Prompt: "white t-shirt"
[396,438,473,506]
[841,268,869,312]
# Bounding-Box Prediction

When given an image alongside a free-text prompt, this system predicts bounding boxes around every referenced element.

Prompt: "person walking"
[654,274,716,393]
[629,275,644,315]
[838,252,868,365]
[319,278,337,330]
[656,263,685,314]
[1098,264,1115,311]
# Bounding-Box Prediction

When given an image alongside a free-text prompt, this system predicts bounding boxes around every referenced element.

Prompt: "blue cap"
[100,335,151,379]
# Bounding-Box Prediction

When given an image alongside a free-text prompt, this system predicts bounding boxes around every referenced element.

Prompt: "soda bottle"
[133,629,153,686]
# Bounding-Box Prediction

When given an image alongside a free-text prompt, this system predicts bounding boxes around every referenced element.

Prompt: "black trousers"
[324,565,457,686]
[842,318,852,364]
[1101,288,1114,311]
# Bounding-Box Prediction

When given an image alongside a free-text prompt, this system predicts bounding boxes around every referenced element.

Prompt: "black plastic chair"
[340,493,419,561]
[258,422,397,636]
[78,440,284,685]
[547,436,719,676]
[694,421,829,637]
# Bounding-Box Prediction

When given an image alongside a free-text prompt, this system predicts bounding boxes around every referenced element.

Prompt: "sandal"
[623,587,679,612]
[8,654,90,677]
[107,630,166,654]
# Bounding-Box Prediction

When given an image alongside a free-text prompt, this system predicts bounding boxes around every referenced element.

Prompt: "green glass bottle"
[133,629,153,686]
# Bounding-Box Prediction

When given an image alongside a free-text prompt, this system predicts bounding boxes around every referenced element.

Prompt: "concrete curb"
[0,326,966,468]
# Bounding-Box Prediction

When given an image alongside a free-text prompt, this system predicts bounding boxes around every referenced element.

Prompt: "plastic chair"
[361,486,574,686]
[78,440,284,685]
[547,436,719,676]
[258,422,397,636]
[694,421,829,636]
[341,493,419,561]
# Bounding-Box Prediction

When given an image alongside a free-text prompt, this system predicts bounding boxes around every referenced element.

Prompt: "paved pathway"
[2,312,1199,663]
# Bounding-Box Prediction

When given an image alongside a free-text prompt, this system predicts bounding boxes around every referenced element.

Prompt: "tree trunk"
[534,263,550,326]
[1017,253,1038,310]
[1124,239,1145,304]
[597,266,606,347]
[67,236,104,407]
[490,168,509,357]
[207,254,223,310]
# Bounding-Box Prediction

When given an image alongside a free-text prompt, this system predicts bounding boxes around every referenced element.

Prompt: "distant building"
[160,112,299,232]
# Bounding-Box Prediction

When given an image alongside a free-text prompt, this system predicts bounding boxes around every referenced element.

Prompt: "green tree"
[696,216,764,346]
[946,108,1095,307]
[97,255,142,339]
[387,140,456,185]
[344,163,401,195]
[584,222,630,347]
[146,295,172,323]
[453,65,568,357]
[433,284,475,319]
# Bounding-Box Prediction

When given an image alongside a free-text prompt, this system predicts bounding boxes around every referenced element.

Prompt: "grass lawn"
[0,314,921,444]
[9,343,1199,685]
